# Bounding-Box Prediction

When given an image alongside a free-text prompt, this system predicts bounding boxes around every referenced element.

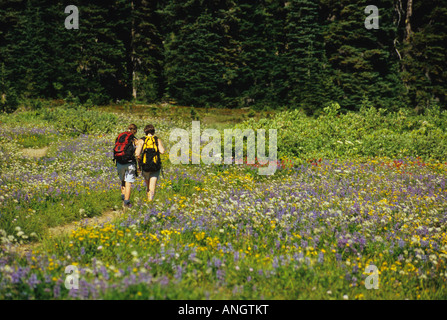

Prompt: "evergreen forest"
[1,0,446,113]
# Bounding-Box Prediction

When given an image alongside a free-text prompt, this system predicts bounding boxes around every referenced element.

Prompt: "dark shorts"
[117,162,136,183]
[142,169,160,180]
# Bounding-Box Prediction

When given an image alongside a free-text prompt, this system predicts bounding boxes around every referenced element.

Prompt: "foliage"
[399,0,447,110]
[236,104,447,162]
[1,107,447,300]
[1,153,447,299]
[38,105,119,136]
[1,1,445,111]
[0,63,18,113]
[285,0,332,114]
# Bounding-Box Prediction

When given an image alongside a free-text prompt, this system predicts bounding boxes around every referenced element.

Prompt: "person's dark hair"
[144,124,155,135]
[128,124,137,132]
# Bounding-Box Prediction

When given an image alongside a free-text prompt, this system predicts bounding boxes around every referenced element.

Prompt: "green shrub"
[0,64,19,113]
[235,105,447,162]
[0,90,18,113]
[247,110,256,118]
[40,105,119,136]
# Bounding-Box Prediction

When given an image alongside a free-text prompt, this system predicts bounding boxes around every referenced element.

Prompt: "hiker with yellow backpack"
[135,124,165,202]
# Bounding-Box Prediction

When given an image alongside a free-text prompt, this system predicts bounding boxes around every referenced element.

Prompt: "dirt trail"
[7,209,125,257]
[48,209,123,237]
[4,147,126,256]
[21,146,49,158]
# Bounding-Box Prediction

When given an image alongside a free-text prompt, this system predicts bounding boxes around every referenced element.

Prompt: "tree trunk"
[131,1,137,100]
[393,0,404,60]
[405,0,413,41]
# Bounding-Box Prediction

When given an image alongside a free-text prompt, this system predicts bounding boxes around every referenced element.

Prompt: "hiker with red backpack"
[113,124,139,209]
[135,124,165,202]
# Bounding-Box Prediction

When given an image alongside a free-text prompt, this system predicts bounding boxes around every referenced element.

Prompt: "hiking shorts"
[142,169,160,181]
[117,162,137,183]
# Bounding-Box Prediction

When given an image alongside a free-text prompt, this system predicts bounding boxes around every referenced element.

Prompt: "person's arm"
[135,139,144,160]
[157,138,165,154]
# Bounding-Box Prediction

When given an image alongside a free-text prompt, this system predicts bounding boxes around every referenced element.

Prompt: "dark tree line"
[0,0,445,113]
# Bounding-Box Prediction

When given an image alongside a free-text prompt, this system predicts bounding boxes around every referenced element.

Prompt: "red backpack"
[113,131,136,164]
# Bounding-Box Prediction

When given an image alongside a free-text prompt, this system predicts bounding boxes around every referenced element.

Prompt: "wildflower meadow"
[1,102,447,301]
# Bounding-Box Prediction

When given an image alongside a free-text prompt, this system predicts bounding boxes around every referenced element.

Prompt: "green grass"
[17,133,55,148]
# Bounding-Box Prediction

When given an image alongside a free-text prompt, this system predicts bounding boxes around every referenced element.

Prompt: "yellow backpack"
[141,135,161,172]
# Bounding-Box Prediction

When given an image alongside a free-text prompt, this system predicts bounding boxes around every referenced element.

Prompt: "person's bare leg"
[145,178,151,201]
[121,181,125,198]
[124,182,132,201]
[148,177,157,201]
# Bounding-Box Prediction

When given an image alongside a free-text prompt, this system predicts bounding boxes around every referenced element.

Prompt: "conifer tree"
[129,0,164,102]
[231,0,289,108]
[73,0,130,103]
[7,0,51,97]
[399,0,447,111]
[321,0,407,111]
[0,0,22,96]
[162,0,239,107]
[0,0,444,109]
[285,0,333,113]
